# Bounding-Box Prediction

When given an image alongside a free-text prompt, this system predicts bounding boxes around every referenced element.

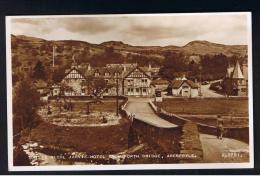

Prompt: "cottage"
[170,77,199,97]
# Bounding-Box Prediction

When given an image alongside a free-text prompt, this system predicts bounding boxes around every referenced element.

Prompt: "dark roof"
[171,79,198,89]
[151,79,169,85]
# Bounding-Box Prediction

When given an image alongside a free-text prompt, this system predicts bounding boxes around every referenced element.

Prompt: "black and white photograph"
[6,13,253,171]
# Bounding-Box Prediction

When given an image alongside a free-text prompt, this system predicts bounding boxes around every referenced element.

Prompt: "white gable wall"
[172,82,198,97]
[62,69,87,96]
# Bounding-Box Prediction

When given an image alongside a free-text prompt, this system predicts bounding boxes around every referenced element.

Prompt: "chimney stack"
[148,63,152,71]
[87,63,91,71]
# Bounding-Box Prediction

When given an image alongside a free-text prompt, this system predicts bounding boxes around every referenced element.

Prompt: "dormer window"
[95,72,100,77]
[114,72,120,77]
[105,72,110,76]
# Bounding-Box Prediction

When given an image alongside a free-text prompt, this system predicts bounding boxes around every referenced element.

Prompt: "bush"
[13,145,31,166]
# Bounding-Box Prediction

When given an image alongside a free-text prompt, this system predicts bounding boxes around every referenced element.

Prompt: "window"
[95,72,99,77]
[241,88,247,92]
[136,88,139,92]
[143,88,147,92]
[182,86,189,89]
[115,72,120,77]
[105,72,110,76]
[105,79,109,84]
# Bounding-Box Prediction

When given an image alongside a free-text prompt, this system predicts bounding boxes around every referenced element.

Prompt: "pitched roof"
[123,65,151,79]
[63,67,86,79]
[171,79,198,89]
[231,60,244,79]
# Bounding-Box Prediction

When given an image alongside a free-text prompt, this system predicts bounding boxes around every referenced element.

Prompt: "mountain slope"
[11,35,247,69]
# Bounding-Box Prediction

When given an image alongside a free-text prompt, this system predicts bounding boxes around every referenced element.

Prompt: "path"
[125,97,249,163]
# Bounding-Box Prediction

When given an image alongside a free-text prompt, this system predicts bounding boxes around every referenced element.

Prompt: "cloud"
[10,13,249,46]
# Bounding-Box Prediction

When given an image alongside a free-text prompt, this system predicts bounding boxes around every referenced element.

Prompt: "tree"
[83,77,113,98]
[32,60,46,80]
[52,66,66,83]
[159,52,188,80]
[13,77,41,131]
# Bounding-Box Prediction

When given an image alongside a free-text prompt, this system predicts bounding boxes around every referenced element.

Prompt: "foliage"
[159,52,188,80]
[81,76,114,98]
[52,66,66,83]
[32,60,46,80]
[13,145,31,166]
[13,77,41,130]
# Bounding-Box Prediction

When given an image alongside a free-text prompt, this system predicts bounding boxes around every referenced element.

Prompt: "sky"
[10,13,250,46]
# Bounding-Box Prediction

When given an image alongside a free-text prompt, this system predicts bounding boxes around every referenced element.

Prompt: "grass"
[156,97,249,127]
[156,98,248,116]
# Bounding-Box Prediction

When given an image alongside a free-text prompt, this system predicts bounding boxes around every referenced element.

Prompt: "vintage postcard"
[6,12,253,171]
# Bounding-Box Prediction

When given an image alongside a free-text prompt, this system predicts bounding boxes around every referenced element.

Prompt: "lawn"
[156,97,248,116]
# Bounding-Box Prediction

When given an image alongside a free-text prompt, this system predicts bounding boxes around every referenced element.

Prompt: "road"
[125,97,249,163]
[125,97,178,128]
[200,134,249,163]
[201,84,224,97]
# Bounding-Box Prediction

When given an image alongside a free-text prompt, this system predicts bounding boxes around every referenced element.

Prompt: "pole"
[53,44,55,68]
[116,73,119,116]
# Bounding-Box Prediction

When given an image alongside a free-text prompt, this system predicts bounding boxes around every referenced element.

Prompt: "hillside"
[11,34,247,70]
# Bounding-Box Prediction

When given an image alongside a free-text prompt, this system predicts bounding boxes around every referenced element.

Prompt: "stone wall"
[179,122,203,163]
[128,118,183,163]
[149,101,249,143]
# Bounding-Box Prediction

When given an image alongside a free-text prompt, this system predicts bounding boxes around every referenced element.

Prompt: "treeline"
[76,46,163,67]
[159,52,245,81]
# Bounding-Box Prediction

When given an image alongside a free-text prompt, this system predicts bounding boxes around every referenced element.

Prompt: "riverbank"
[19,117,130,156]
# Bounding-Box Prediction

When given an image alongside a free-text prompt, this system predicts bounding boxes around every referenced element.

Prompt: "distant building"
[170,76,199,97]
[52,60,160,97]
[223,60,248,96]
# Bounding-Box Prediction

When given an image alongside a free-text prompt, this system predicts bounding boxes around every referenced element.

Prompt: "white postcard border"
[6,12,254,171]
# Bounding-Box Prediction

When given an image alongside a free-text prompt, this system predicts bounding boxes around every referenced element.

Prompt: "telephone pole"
[52,44,56,73]
[116,72,119,116]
